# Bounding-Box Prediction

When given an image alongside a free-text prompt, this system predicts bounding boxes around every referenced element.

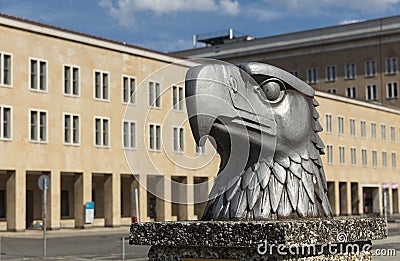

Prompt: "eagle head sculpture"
[185,62,333,220]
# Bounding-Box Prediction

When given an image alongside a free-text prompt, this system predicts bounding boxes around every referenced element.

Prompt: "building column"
[377,186,383,215]
[388,188,393,215]
[74,173,87,228]
[104,173,120,227]
[334,181,340,216]
[186,176,196,220]
[47,171,60,230]
[138,174,150,222]
[346,182,352,215]
[358,184,363,215]
[7,169,26,232]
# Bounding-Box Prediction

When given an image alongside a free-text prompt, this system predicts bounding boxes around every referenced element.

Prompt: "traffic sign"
[38,175,50,191]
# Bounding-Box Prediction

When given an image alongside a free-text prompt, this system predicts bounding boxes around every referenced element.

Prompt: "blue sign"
[86,202,94,210]
[85,202,95,224]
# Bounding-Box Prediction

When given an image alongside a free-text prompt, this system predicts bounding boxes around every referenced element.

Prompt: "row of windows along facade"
[0,53,205,154]
[291,58,399,100]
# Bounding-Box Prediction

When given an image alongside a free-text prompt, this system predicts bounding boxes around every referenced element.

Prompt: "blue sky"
[1,0,400,53]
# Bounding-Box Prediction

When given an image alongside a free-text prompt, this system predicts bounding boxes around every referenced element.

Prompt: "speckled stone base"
[130,218,386,261]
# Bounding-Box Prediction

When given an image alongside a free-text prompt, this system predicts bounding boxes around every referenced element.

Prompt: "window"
[385,57,398,75]
[290,70,299,77]
[346,87,357,98]
[381,124,386,141]
[94,117,109,147]
[325,114,332,134]
[390,127,395,142]
[391,152,397,168]
[0,106,11,140]
[172,86,184,111]
[30,58,47,91]
[196,144,206,155]
[345,63,356,80]
[326,145,333,164]
[149,81,161,108]
[123,120,136,149]
[61,190,70,217]
[327,88,337,94]
[366,84,377,101]
[325,65,336,82]
[307,68,317,84]
[63,65,79,96]
[349,119,356,137]
[371,123,376,139]
[0,53,12,86]
[386,82,398,99]
[338,116,344,135]
[173,127,184,152]
[339,146,345,165]
[149,124,161,151]
[30,109,47,142]
[350,148,357,166]
[372,150,378,168]
[365,60,376,77]
[0,190,5,218]
[361,149,367,167]
[64,113,79,145]
[122,76,136,104]
[382,152,387,168]
[360,120,366,138]
[94,70,109,100]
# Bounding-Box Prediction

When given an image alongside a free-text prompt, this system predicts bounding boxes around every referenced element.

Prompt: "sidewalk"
[0,225,132,239]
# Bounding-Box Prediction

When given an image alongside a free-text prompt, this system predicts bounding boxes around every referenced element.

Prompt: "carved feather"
[269,175,284,212]
[286,172,300,210]
[272,162,287,184]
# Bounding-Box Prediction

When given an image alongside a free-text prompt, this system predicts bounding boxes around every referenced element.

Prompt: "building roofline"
[0,13,196,66]
[174,15,400,59]
[316,91,400,115]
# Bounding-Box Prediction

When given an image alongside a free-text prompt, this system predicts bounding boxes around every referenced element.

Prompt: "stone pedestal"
[130,218,387,260]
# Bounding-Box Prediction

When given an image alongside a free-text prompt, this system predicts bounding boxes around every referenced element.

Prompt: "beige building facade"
[0,14,399,233]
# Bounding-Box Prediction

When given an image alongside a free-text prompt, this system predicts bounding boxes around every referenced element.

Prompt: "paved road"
[0,228,150,260]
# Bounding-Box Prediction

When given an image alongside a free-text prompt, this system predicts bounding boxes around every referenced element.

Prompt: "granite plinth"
[130,218,387,260]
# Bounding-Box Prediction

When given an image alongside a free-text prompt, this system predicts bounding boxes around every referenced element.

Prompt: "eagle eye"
[259,78,286,103]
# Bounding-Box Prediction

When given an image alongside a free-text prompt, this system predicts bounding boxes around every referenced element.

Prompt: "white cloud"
[99,0,240,27]
[340,19,365,25]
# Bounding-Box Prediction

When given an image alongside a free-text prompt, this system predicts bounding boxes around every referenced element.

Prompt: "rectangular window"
[371,123,376,140]
[173,127,184,152]
[366,84,377,101]
[0,53,12,86]
[123,120,136,149]
[325,65,336,82]
[64,113,79,145]
[339,146,345,165]
[390,126,395,142]
[0,190,5,218]
[325,114,332,134]
[94,117,109,147]
[360,120,366,138]
[61,190,70,217]
[196,144,206,155]
[382,151,387,168]
[362,149,367,167]
[327,88,337,94]
[307,68,317,84]
[149,123,161,151]
[94,71,109,100]
[30,58,47,91]
[365,60,377,77]
[30,109,47,142]
[386,82,399,99]
[346,87,357,98]
[172,86,184,111]
[149,81,161,108]
[338,116,344,135]
[350,148,357,166]
[290,70,299,78]
[381,124,386,141]
[349,119,356,137]
[327,145,333,164]
[122,76,136,104]
[372,150,378,168]
[345,63,356,80]
[385,57,398,75]
[0,106,12,140]
[391,152,397,168]
[64,65,79,96]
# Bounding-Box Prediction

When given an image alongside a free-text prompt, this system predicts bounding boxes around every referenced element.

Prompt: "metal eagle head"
[185,62,333,220]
